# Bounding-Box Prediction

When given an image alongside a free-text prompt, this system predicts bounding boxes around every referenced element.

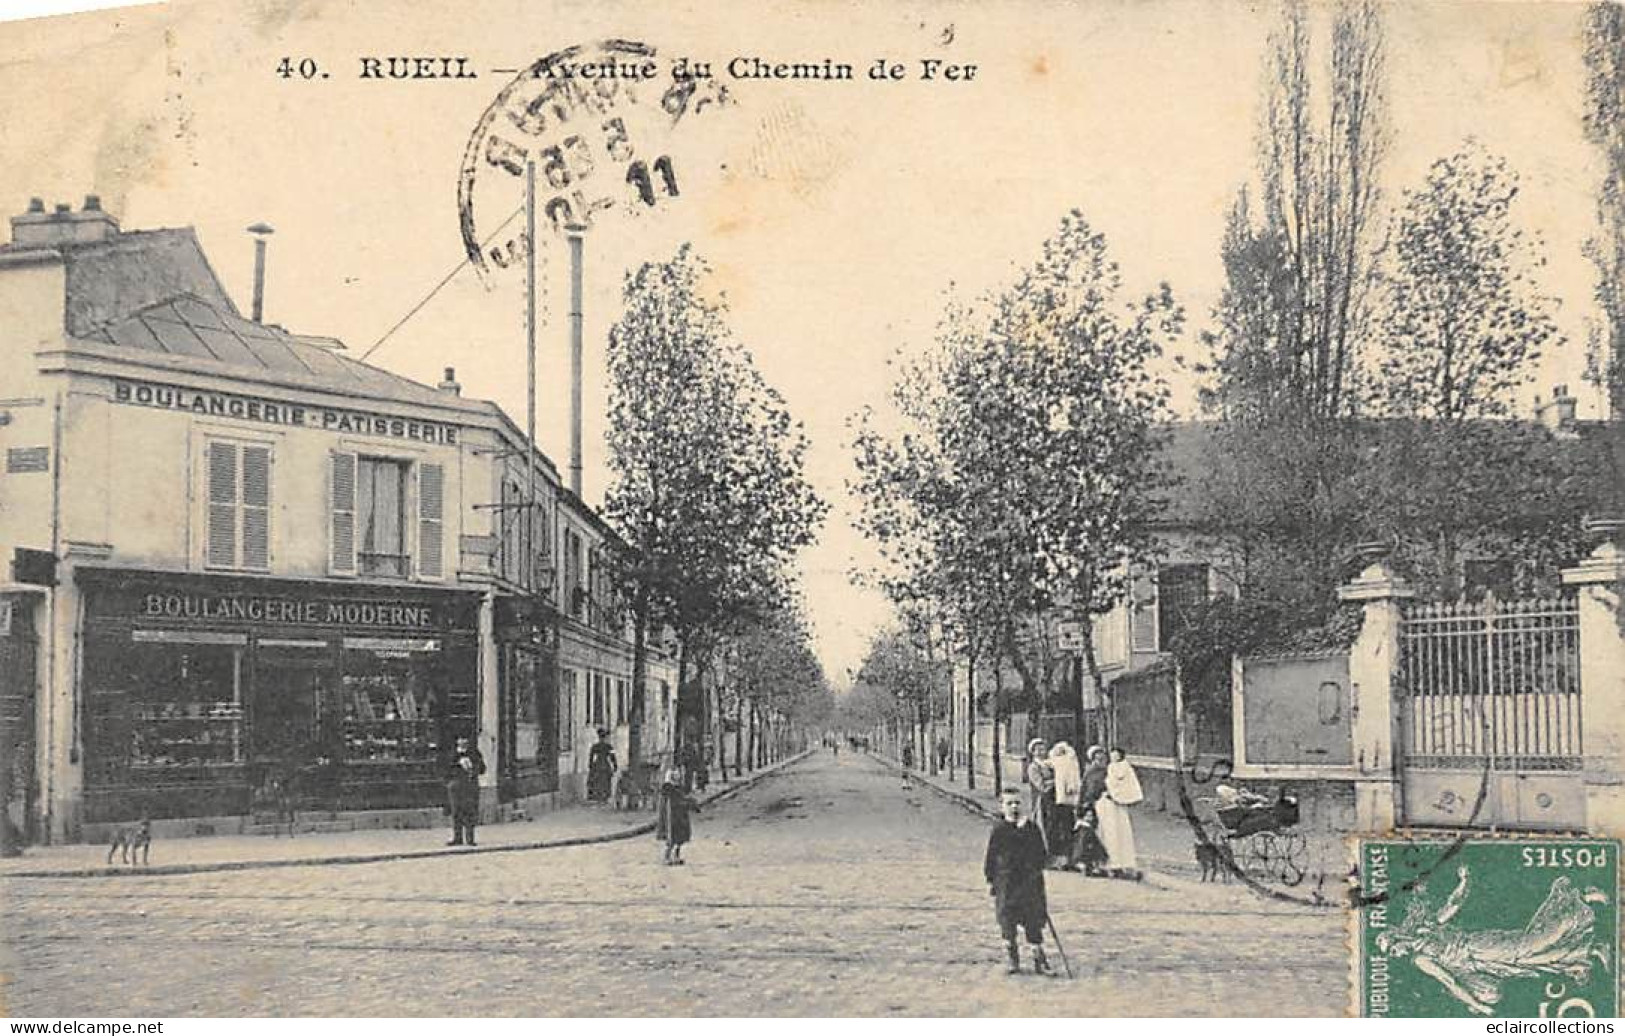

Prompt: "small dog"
[1195,841,1231,883]
[613,769,644,811]
[106,818,151,866]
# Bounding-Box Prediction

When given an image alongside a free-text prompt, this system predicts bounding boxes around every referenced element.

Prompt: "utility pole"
[524,161,538,593]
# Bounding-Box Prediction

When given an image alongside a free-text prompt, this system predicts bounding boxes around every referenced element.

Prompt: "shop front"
[493,593,560,803]
[76,568,479,824]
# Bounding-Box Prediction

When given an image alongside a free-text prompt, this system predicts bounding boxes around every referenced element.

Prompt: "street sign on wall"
[1057,620,1085,653]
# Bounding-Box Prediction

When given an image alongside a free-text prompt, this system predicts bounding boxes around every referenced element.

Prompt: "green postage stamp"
[1358,838,1619,1018]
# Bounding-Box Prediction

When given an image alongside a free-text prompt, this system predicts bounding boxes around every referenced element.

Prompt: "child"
[656,765,700,865]
[984,787,1054,976]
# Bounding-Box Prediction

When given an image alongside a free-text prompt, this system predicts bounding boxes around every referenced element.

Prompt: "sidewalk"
[0,751,810,879]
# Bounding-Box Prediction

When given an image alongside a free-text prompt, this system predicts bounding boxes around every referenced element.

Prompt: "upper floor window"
[205,439,270,571]
[330,452,444,580]
[358,457,408,577]
[564,528,585,620]
[1129,563,1210,654]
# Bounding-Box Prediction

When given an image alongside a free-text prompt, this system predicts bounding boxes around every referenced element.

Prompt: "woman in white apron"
[1097,747,1143,878]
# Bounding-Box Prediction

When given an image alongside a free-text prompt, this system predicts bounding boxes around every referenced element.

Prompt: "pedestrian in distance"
[656,765,700,865]
[984,786,1056,977]
[587,727,617,803]
[445,735,486,847]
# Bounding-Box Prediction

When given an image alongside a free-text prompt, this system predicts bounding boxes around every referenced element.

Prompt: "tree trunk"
[734,692,744,779]
[1080,618,1109,749]
[966,647,977,791]
[992,660,1004,796]
[747,702,757,772]
[627,583,650,773]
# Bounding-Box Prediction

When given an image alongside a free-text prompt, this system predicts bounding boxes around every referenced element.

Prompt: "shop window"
[339,639,438,762]
[511,648,544,766]
[558,668,577,746]
[88,634,246,782]
[205,440,271,571]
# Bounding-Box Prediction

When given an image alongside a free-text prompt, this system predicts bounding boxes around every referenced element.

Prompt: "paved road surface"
[1,752,1347,1016]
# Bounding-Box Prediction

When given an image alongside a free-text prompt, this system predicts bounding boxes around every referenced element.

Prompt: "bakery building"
[0,197,671,844]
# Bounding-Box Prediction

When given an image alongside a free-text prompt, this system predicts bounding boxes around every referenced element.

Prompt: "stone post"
[1338,553,1413,834]
[1562,524,1625,839]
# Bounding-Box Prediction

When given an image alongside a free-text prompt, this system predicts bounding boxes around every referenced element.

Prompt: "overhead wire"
[359,204,526,362]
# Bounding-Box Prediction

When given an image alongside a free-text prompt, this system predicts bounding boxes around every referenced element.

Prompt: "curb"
[4,750,813,880]
[869,752,1000,821]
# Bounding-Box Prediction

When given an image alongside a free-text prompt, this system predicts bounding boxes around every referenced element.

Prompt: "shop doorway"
[1,596,38,852]
[250,644,334,811]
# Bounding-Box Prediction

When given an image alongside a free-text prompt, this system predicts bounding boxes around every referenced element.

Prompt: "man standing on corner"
[984,786,1055,976]
[446,735,486,847]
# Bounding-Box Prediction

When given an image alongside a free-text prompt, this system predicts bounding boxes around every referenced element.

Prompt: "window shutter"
[206,442,238,568]
[418,462,444,579]
[330,452,357,574]
[1129,570,1158,653]
[241,446,271,569]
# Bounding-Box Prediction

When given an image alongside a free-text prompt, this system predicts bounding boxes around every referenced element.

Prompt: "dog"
[1195,841,1231,883]
[613,768,645,811]
[106,818,151,866]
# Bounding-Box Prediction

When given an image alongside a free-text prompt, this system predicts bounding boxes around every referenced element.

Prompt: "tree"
[603,245,827,770]
[727,603,832,771]
[1368,143,1572,595]
[854,211,1180,750]
[1208,0,1387,426]
[1583,1,1625,420]
[1193,0,1389,619]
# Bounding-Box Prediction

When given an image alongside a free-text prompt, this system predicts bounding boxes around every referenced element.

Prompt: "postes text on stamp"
[1358,838,1618,1018]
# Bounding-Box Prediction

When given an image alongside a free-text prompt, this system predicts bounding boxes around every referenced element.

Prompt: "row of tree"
[600,245,831,771]
[847,0,1618,746]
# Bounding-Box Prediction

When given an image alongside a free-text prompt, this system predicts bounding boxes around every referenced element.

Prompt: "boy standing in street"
[984,786,1054,976]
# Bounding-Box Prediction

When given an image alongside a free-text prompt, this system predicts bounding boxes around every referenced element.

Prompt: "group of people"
[1022,737,1142,880]
[984,739,1143,976]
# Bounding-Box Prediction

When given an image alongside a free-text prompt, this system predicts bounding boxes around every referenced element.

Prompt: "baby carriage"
[1194,787,1307,886]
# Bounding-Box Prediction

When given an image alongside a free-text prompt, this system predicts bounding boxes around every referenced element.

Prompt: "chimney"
[10,195,119,248]
[247,222,274,323]
[1537,383,1578,436]
[437,366,462,396]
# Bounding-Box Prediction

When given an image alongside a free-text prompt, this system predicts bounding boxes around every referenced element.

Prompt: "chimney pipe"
[438,366,462,395]
[247,222,275,323]
[567,224,585,497]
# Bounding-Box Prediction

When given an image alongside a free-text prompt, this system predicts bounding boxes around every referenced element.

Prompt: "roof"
[6,224,483,412]
[1153,416,1623,529]
[79,292,461,409]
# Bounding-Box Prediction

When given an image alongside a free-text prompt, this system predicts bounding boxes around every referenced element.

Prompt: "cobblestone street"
[1,753,1347,1016]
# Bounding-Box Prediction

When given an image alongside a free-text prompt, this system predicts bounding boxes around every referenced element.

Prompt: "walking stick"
[1044,914,1075,979]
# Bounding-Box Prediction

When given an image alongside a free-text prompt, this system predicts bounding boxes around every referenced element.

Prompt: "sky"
[0,0,1610,689]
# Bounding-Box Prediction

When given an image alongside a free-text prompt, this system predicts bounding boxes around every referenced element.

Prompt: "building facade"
[0,197,671,844]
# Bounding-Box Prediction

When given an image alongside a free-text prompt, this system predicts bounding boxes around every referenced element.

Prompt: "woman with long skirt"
[1097,747,1144,879]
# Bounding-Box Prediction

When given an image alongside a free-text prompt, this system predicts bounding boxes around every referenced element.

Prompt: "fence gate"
[1397,597,1584,830]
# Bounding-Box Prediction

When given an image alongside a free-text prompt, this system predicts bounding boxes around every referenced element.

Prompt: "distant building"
[0,197,672,844]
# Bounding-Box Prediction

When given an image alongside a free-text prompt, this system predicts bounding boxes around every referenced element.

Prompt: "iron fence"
[1399,597,1582,771]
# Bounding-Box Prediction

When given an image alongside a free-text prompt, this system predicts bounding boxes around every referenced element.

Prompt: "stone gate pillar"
[1562,525,1625,839]
[1338,554,1413,834]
